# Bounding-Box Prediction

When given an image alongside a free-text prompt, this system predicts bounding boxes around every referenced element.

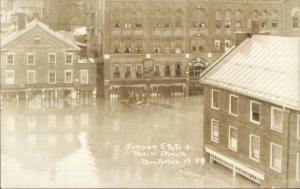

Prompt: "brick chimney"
[234,32,252,46]
[16,13,26,31]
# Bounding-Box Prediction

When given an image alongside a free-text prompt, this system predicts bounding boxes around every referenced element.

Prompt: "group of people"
[128,90,149,104]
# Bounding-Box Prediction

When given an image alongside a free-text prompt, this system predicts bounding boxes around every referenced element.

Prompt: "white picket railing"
[205,145,264,184]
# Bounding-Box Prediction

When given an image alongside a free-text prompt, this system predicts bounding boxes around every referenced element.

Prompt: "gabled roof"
[201,35,300,111]
[1,19,80,50]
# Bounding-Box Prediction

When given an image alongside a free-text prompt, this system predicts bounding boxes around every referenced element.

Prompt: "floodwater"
[1,96,258,188]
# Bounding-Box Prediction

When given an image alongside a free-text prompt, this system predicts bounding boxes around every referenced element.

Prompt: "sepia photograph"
[0,0,299,188]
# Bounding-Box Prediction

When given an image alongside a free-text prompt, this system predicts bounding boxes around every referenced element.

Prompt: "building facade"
[201,35,300,188]
[86,0,300,99]
[0,19,96,105]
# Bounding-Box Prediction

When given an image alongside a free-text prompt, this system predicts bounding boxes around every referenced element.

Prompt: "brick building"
[0,19,96,105]
[86,0,300,99]
[200,35,300,188]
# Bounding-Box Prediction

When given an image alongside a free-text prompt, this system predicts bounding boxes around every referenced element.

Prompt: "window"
[136,47,142,53]
[293,11,300,28]
[27,53,35,65]
[65,53,73,65]
[5,70,15,84]
[80,70,89,84]
[175,9,183,28]
[175,64,181,77]
[165,65,171,77]
[228,126,238,151]
[211,89,220,110]
[113,66,120,78]
[154,65,160,77]
[296,153,300,181]
[154,47,160,54]
[136,65,142,78]
[250,101,261,124]
[249,134,260,161]
[214,39,221,51]
[34,37,41,45]
[270,142,282,172]
[27,70,36,84]
[125,65,131,78]
[48,71,56,84]
[48,53,56,65]
[297,114,300,139]
[229,94,238,116]
[64,70,73,83]
[271,107,283,132]
[6,53,14,65]
[211,119,219,143]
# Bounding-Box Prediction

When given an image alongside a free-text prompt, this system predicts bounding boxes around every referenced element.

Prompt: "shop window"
[293,11,300,28]
[136,65,142,78]
[175,64,181,77]
[154,65,160,77]
[113,66,120,79]
[125,65,131,78]
[165,65,171,77]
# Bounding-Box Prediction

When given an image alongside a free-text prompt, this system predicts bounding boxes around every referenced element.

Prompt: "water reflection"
[1,97,257,188]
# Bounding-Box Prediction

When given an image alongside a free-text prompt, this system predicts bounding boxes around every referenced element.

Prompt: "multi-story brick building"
[200,35,300,188]
[0,19,96,104]
[86,0,300,99]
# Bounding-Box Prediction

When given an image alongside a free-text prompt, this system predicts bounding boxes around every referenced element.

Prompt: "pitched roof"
[201,35,300,111]
[1,19,80,50]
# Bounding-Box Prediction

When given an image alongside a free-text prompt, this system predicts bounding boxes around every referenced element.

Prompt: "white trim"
[5,70,15,85]
[270,107,283,133]
[6,53,15,65]
[48,53,56,65]
[34,37,41,45]
[1,19,80,50]
[64,70,73,83]
[27,53,35,66]
[229,94,239,117]
[211,89,220,110]
[270,142,282,173]
[48,70,56,84]
[250,100,261,125]
[228,126,238,152]
[249,134,260,162]
[211,119,219,143]
[297,114,300,140]
[65,53,73,65]
[26,70,36,84]
[296,152,300,181]
[80,70,89,84]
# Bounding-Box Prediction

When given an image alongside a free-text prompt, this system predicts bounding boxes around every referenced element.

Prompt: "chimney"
[234,32,252,46]
[16,13,26,31]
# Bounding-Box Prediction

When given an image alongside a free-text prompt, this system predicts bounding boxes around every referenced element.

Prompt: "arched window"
[124,10,132,28]
[293,11,300,28]
[225,10,231,28]
[112,9,122,28]
[236,10,242,21]
[152,10,161,28]
[134,10,143,28]
[191,8,207,28]
[175,9,183,28]
[261,10,268,29]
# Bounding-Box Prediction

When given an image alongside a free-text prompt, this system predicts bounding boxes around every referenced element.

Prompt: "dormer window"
[34,37,41,45]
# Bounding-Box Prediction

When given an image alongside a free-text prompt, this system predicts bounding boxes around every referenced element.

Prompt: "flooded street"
[1,96,257,188]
